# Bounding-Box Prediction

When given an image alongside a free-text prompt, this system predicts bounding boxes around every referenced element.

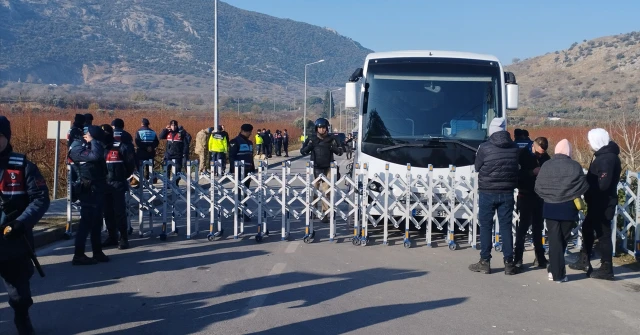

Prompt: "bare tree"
[607,111,640,172]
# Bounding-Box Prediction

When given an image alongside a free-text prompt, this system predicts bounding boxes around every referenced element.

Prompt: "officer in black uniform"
[0,116,50,335]
[159,120,189,182]
[135,118,159,181]
[100,124,136,250]
[282,129,289,157]
[300,118,343,223]
[69,125,109,265]
[67,114,86,184]
[229,124,255,221]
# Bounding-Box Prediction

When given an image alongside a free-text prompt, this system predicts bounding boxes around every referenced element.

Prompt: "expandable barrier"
[63,160,640,258]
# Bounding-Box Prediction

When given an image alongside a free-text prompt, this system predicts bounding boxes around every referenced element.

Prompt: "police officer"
[67,114,86,184]
[0,116,49,335]
[282,129,289,157]
[254,131,264,158]
[101,124,136,250]
[300,118,343,223]
[69,125,109,265]
[208,126,229,176]
[135,118,159,181]
[159,120,189,182]
[111,118,135,149]
[274,130,283,156]
[229,124,255,221]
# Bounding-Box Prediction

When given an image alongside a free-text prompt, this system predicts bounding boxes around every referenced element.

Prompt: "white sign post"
[47,120,71,199]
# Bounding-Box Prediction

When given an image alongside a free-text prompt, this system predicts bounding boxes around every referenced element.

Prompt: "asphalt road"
[2,156,640,335]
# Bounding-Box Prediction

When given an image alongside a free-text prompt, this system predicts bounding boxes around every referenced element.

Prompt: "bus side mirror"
[345,82,357,109]
[506,84,519,110]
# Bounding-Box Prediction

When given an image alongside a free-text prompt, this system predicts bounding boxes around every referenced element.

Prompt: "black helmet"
[314,118,330,131]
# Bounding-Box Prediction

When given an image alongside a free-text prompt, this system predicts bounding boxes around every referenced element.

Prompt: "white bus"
[344,50,519,227]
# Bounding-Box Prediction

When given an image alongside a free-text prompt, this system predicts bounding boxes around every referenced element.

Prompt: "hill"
[505,31,640,125]
[0,0,372,106]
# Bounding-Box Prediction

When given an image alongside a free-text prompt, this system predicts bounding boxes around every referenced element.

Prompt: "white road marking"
[285,241,300,253]
[75,320,162,334]
[242,263,286,319]
[269,262,287,277]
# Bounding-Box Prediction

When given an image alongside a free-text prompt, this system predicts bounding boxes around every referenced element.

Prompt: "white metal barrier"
[63,161,640,259]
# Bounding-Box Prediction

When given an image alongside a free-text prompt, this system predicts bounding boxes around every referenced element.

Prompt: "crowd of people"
[470,117,621,282]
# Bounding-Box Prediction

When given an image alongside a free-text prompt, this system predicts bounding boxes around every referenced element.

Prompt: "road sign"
[47,120,71,140]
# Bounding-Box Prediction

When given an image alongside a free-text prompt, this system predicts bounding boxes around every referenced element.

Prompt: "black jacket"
[0,146,50,261]
[69,140,107,183]
[159,128,189,160]
[585,141,622,220]
[300,134,343,169]
[135,126,159,160]
[229,134,255,174]
[475,131,519,192]
[105,142,136,192]
[517,143,551,194]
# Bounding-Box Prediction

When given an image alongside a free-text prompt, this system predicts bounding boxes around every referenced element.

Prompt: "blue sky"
[224,0,639,65]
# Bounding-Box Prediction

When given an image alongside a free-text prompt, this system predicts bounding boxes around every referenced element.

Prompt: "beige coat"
[195,129,209,154]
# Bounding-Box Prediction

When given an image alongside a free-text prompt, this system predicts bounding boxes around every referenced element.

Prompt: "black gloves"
[2,220,25,240]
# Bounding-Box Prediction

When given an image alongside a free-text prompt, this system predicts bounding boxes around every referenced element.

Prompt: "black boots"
[15,310,35,335]
[504,260,519,275]
[469,259,491,274]
[568,250,593,275]
[590,261,614,280]
[118,236,129,250]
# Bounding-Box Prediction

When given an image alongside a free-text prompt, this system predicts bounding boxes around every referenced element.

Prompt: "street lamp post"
[304,59,324,139]
[329,88,341,130]
[213,0,219,129]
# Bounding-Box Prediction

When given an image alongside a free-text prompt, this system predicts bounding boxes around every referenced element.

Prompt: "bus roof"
[365,50,500,63]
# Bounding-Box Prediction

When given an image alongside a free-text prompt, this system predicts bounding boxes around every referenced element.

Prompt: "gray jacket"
[534,154,589,203]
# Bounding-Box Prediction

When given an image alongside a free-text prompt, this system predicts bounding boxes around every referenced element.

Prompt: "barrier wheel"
[207,234,215,242]
[494,244,502,252]
[303,236,311,244]
[159,234,167,241]
[352,237,359,246]
[449,243,458,251]
[63,232,72,240]
[360,238,368,247]
[255,233,263,243]
[403,240,411,249]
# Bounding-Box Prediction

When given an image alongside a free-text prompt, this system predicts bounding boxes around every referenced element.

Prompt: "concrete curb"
[33,224,67,250]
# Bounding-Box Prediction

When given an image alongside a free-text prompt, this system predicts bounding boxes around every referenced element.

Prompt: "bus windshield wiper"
[376,143,427,153]
[424,138,478,152]
[376,138,478,153]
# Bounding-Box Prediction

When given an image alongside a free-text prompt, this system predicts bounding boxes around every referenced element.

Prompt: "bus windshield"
[361,58,503,168]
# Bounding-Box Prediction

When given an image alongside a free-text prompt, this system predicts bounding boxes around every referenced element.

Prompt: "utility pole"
[213,0,219,129]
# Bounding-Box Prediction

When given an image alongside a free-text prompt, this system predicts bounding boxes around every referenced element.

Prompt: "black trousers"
[514,194,546,262]
[275,143,282,156]
[582,212,613,263]
[283,142,289,155]
[76,187,104,256]
[104,188,128,238]
[546,219,574,280]
[165,158,183,181]
[0,256,34,314]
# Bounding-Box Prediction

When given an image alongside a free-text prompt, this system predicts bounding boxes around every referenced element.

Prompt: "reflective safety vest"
[208,132,228,153]
[255,134,263,145]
